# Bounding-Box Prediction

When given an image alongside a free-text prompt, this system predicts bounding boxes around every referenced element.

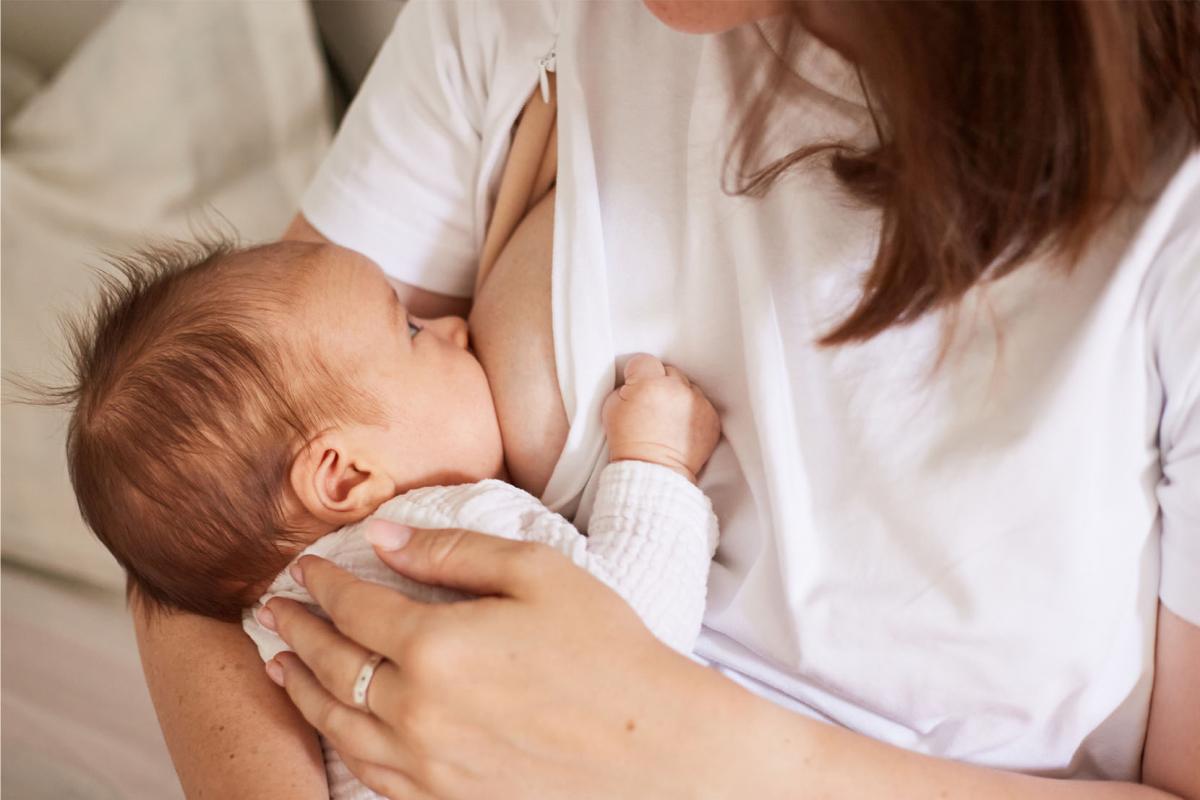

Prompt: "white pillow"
[2,0,333,593]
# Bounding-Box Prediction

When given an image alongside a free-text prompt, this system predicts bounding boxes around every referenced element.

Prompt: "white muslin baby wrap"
[243,459,720,800]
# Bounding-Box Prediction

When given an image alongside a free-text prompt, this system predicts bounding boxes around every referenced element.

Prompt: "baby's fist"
[602,354,721,483]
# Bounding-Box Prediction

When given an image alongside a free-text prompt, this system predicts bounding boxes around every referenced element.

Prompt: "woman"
[134,1,1200,797]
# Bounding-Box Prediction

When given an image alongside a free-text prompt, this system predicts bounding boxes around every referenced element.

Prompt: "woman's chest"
[468,190,567,498]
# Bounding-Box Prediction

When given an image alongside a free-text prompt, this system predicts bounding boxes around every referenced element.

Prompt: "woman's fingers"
[364,523,565,599]
[265,596,402,710]
[281,556,426,658]
[270,650,408,770]
[341,753,432,800]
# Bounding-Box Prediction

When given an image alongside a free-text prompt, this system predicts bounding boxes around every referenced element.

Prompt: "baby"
[58,237,722,799]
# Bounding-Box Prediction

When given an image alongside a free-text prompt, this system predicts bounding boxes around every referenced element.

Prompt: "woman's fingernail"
[366,520,413,551]
[265,659,284,687]
[289,562,306,587]
[256,606,277,632]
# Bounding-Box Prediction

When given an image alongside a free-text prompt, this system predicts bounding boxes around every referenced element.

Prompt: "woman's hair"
[36,240,367,622]
[731,1,1200,345]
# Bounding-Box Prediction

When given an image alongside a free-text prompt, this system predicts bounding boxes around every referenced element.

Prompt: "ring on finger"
[352,651,385,712]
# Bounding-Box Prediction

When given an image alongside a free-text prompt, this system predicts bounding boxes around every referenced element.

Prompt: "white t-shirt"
[301,0,1200,781]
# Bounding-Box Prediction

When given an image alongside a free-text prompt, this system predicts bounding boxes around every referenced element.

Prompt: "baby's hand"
[602,354,721,484]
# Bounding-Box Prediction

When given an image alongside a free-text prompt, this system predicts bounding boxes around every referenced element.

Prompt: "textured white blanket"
[244,459,719,800]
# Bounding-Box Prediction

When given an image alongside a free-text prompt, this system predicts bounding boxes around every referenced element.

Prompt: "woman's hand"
[255,524,1200,800]
[258,525,749,799]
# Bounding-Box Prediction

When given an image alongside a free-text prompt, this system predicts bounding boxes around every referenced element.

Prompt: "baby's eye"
[408,319,421,338]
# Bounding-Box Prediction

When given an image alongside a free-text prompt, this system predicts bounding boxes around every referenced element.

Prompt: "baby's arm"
[575,354,723,653]
[580,461,719,653]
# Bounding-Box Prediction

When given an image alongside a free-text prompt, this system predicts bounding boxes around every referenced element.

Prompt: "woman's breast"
[468,189,568,498]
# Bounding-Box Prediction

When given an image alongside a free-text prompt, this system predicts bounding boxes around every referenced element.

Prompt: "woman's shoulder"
[1141,147,1200,257]
[1135,148,1199,334]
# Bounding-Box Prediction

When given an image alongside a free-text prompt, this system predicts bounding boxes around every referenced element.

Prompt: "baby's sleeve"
[299,0,490,298]
[246,466,719,659]
[575,461,720,655]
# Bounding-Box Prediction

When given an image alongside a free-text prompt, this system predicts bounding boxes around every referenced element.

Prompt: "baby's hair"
[33,238,365,622]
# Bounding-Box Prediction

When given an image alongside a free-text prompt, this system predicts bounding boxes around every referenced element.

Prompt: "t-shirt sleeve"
[1151,153,1200,626]
[300,0,489,297]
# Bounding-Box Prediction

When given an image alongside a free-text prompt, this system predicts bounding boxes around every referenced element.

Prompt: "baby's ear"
[290,432,392,526]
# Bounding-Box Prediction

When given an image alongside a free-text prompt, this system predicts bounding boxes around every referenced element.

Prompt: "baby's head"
[58,239,502,621]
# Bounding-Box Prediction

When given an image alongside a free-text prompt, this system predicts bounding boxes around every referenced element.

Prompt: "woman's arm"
[283,213,471,318]
[261,527,1200,799]
[1142,606,1200,797]
[131,589,328,799]
[732,605,1199,800]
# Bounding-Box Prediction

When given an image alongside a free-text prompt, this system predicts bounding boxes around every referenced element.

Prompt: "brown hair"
[731,1,1200,345]
[38,240,360,622]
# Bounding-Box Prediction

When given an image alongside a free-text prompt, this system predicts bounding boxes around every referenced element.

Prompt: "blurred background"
[1,1,402,795]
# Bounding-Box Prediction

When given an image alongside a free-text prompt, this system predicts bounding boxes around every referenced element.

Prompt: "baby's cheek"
[459,378,503,463]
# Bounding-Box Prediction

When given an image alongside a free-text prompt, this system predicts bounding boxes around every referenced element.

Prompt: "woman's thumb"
[365,519,413,551]
[365,520,551,598]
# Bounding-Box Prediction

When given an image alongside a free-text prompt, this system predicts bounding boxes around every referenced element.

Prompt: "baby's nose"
[430,315,470,349]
